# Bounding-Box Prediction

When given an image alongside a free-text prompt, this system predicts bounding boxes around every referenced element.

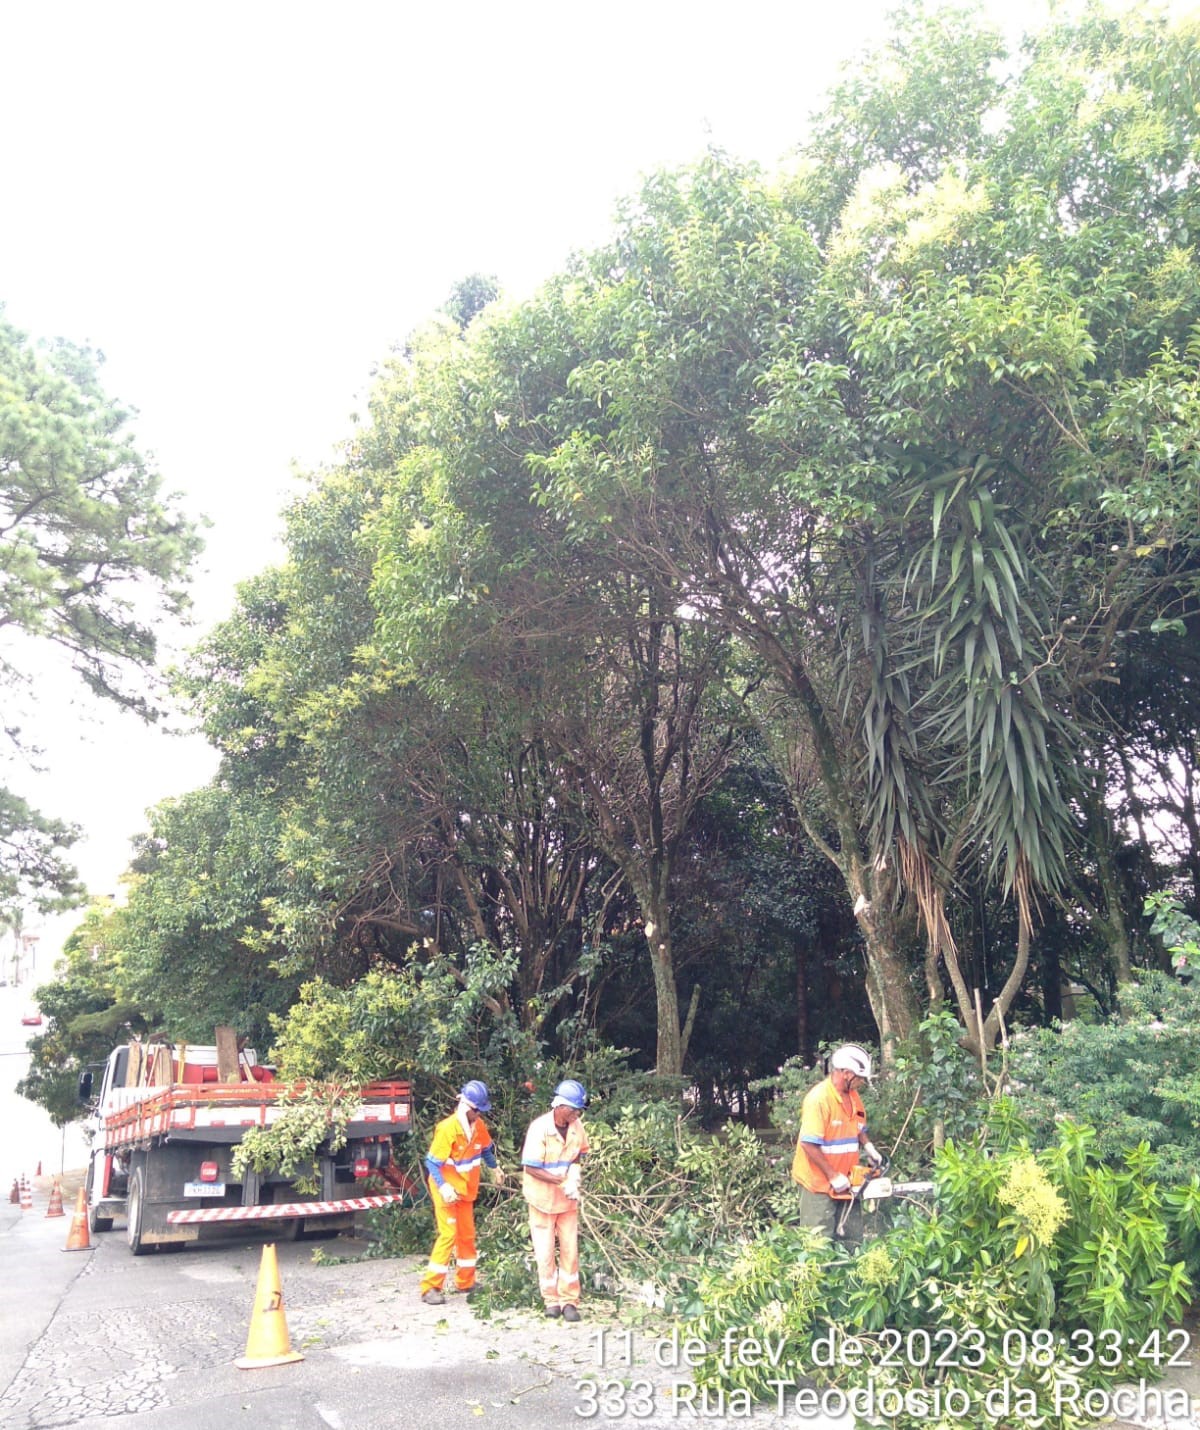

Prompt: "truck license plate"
[183,1181,224,1197]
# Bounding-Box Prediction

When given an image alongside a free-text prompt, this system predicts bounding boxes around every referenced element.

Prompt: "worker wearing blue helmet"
[419,1080,505,1304]
[521,1078,590,1320]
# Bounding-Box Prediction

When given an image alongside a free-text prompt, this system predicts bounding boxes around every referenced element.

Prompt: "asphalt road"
[0,1186,640,1430]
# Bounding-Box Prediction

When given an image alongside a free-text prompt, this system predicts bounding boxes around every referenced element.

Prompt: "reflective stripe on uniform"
[801,1134,859,1154]
[791,1075,867,1195]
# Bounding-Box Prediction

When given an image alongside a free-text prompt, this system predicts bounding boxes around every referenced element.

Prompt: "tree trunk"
[981,917,1032,1048]
[1041,936,1063,1023]
[856,906,921,1062]
[644,905,683,1077]
[1085,774,1133,984]
[795,934,810,1061]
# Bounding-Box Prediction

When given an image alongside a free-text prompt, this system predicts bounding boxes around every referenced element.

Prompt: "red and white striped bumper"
[166,1192,407,1225]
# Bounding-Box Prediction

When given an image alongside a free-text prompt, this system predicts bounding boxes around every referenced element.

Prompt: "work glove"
[563,1164,582,1199]
[864,1142,884,1168]
[829,1173,852,1195]
[490,1166,506,1188]
[438,1182,459,1205]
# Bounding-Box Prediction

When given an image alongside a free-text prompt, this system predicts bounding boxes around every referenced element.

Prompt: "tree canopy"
[0,311,201,913]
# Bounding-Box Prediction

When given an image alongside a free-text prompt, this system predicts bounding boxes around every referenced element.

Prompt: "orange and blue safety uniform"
[420,1109,499,1295]
[521,1110,589,1309]
[791,1075,866,1194]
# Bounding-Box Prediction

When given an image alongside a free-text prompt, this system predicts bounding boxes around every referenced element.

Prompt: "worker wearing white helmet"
[521,1079,590,1321]
[790,1045,883,1246]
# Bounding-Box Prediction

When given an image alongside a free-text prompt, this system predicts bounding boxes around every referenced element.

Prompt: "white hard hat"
[830,1045,874,1080]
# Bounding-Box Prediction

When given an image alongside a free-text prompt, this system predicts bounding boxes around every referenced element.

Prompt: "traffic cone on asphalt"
[235,1244,303,1369]
[19,1176,32,1211]
[8,1179,18,1204]
[63,1189,90,1251]
[45,1179,64,1218]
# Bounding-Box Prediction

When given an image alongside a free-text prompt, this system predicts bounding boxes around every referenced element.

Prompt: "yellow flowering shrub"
[997,1154,1069,1245]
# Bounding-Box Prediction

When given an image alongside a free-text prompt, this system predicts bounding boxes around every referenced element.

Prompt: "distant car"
[20,1012,42,1026]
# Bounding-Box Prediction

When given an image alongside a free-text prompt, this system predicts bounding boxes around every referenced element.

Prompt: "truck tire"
[126,1164,149,1255]
[86,1159,113,1233]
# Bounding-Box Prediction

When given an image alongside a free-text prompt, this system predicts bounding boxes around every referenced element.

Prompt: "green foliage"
[1146,890,1200,976]
[757,1010,989,1173]
[118,784,299,1046]
[869,1008,991,1162]
[267,947,532,1086]
[1046,1125,1196,1329]
[1007,972,1200,1182]
[76,4,1200,1108]
[0,309,200,914]
[16,898,150,1125]
[369,1099,781,1319]
[0,310,200,711]
[0,790,82,918]
[438,273,500,331]
[231,1084,355,1191]
[685,1122,1194,1423]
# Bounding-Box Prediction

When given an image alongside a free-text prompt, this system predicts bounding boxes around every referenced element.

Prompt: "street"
[0,1191,634,1430]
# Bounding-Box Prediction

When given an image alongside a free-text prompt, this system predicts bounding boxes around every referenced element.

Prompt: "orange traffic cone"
[8,1179,18,1204]
[19,1176,32,1211]
[235,1244,303,1369]
[63,1188,91,1251]
[35,1161,42,1177]
[45,1179,65,1218]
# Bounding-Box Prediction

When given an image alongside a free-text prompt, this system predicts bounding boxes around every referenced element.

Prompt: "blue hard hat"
[552,1078,588,1110]
[460,1080,491,1112]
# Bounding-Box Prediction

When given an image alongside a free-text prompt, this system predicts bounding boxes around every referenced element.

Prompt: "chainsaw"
[829,1157,936,1238]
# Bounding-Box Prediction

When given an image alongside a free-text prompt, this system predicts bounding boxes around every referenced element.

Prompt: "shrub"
[1006,972,1200,1181]
[683,1119,1197,1426]
[367,1098,780,1317]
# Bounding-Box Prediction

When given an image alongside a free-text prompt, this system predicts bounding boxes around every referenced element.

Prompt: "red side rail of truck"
[99,1081,413,1149]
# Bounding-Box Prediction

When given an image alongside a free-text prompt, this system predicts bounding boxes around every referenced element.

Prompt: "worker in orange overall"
[521,1079,590,1321]
[419,1080,505,1304]
[791,1044,883,1247]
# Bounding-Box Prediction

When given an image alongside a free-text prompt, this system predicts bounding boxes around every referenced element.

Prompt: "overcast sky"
[0,0,1100,959]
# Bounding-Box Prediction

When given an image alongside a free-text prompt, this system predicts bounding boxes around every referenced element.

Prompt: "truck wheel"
[126,1166,149,1255]
[86,1159,113,1233]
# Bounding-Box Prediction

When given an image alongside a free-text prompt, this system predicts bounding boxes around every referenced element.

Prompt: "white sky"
[2,0,1135,963]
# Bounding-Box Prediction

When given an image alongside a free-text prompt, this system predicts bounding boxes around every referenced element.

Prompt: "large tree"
[367,299,747,1075]
[529,4,1200,1053]
[0,311,200,912]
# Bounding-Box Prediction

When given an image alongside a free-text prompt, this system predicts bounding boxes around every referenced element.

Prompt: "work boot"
[421,1289,446,1305]
[562,1304,582,1323]
[544,1305,562,1318]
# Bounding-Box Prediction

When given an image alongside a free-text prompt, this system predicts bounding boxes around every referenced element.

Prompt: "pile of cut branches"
[368,1099,781,1314]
